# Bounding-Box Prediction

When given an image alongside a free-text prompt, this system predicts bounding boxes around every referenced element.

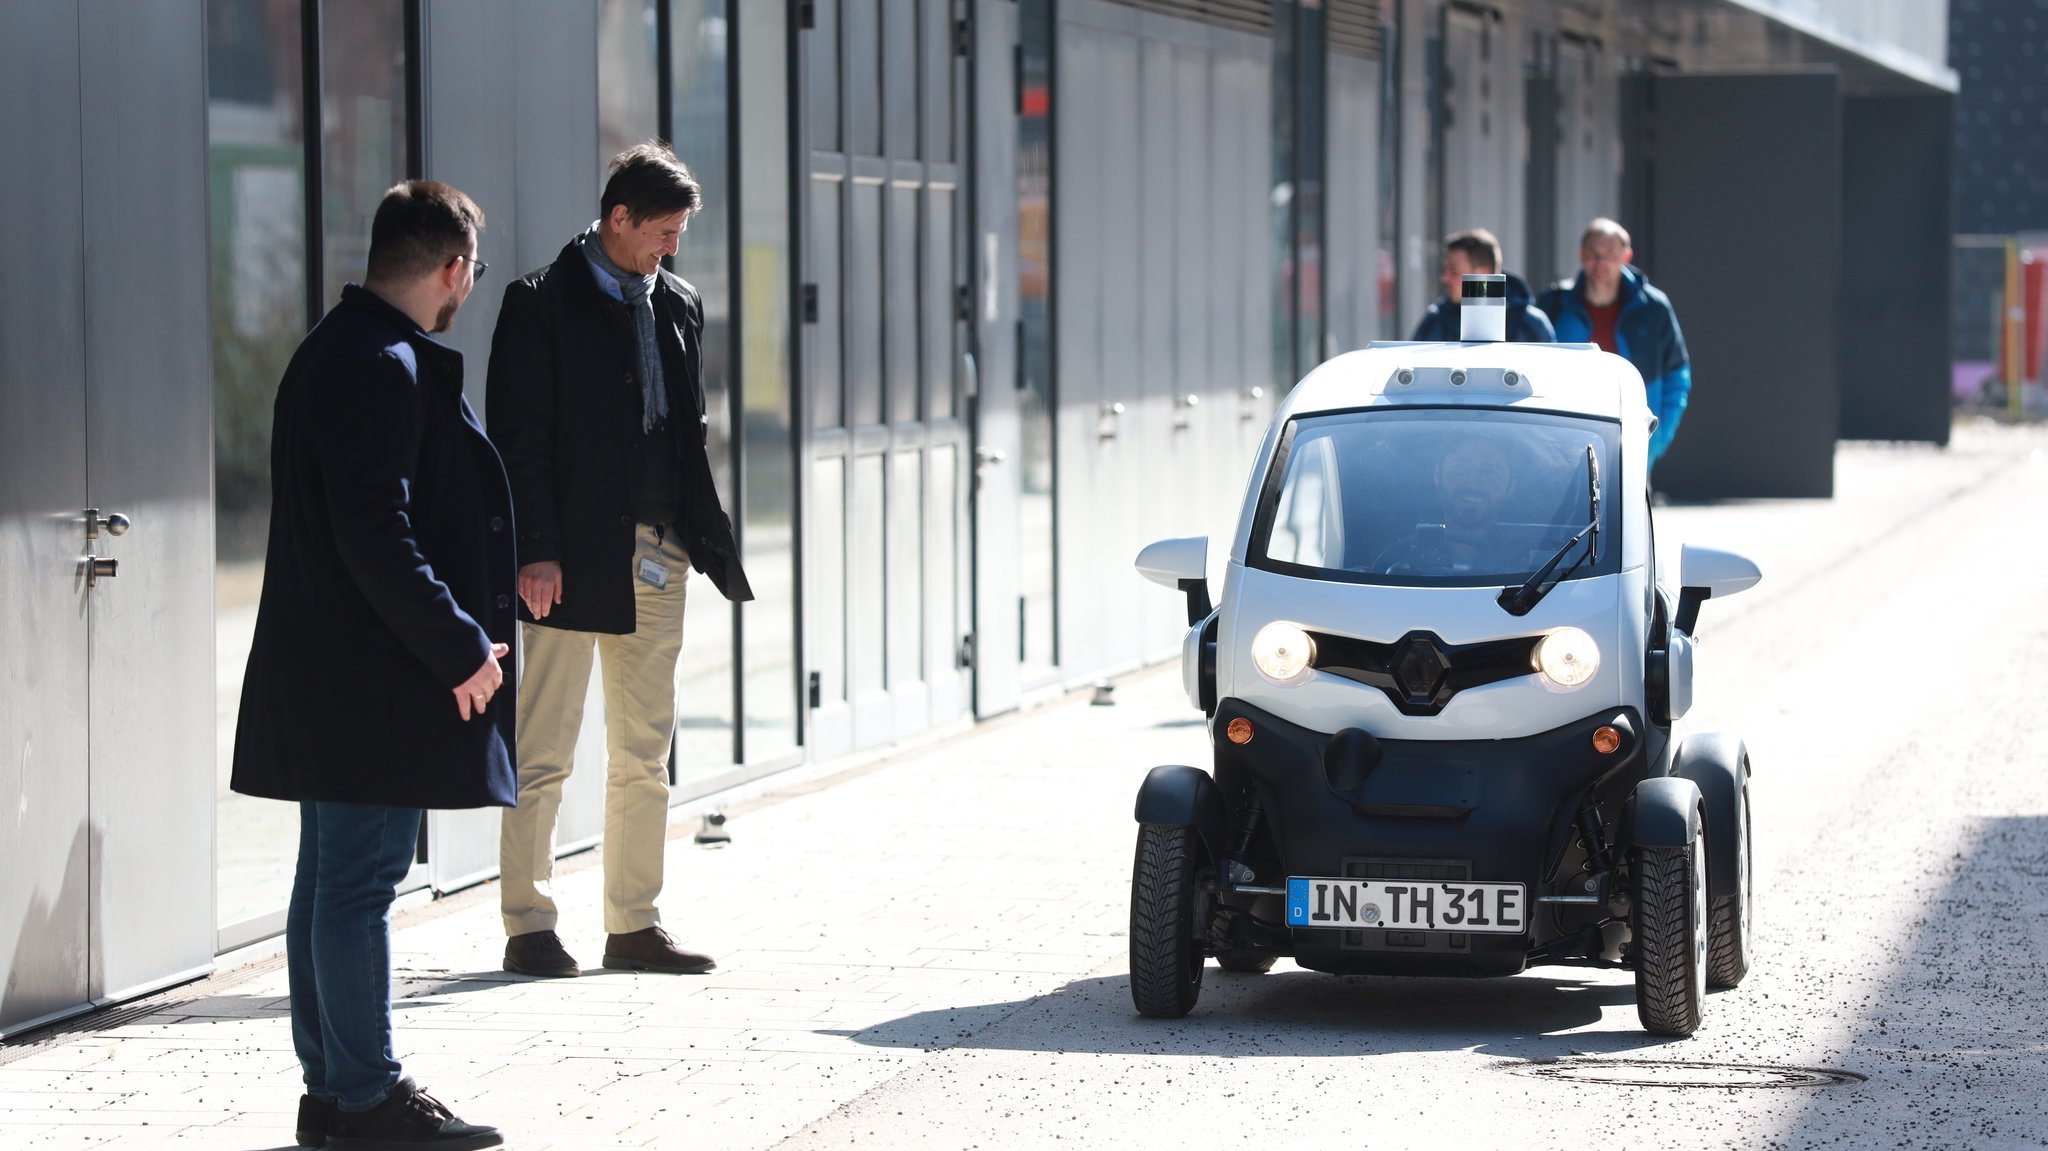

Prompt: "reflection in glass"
[599,0,660,168]
[318,3,408,310]
[1017,0,1057,682]
[208,0,306,935]
[738,0,798,762]
[668,0,737,780]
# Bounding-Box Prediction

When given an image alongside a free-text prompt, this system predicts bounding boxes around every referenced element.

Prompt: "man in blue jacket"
[233,181,509,1151]
[1411,228,1556,343]
[1537,218,1693,467]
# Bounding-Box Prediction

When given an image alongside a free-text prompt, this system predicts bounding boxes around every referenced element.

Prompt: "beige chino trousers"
[500,522,691,936]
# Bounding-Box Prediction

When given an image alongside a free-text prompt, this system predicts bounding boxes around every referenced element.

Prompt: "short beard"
[431,294,460,333]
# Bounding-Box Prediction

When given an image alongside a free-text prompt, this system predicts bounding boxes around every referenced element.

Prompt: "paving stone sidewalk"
[0,664,1208,1150]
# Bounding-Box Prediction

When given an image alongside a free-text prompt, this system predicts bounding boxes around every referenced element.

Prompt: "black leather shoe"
[601,926,716,973]
[326,1078,501,1150]
[297,1094,335,1147]
[503,929,579,977]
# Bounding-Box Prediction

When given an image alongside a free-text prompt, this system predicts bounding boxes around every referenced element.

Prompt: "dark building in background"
[1950,0,2048,377]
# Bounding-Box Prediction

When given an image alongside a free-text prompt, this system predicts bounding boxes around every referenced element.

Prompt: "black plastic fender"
[1671,732,1750,901]
[1134,764,1227,867]
[1628,776,1703,849]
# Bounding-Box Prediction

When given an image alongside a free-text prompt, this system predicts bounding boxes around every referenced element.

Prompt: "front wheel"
[1130,824,1207,1017]
[1633,833,1708,1036]
[1706,781,1752,988]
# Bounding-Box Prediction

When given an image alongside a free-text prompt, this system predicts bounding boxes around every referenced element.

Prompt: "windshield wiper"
[1497,445,1601,617]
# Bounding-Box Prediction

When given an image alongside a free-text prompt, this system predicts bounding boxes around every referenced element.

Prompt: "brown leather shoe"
[601,926,716,974]
[503,930,579,978]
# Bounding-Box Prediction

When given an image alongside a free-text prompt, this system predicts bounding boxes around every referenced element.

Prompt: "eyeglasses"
[453,253,488,280]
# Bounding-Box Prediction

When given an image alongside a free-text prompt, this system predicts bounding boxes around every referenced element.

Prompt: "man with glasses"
[231,180,508,1150]
[488,142,753,981]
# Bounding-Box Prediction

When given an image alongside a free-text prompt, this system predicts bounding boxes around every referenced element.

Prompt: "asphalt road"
[780,420,2048,1151]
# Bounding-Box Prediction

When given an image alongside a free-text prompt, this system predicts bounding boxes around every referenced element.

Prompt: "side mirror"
[1674,544,1761,634]
[1135,536,1212,626]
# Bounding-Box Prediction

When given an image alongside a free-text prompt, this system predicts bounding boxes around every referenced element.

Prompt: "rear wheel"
[1633,832,1708,1036]
[1706,781,1752,988]
[1130,824,1206,1017]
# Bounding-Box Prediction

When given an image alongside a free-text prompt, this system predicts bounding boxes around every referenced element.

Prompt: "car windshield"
[1250,407,1622,587]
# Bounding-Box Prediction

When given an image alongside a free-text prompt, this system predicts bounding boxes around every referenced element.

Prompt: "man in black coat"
[231,181,508,1149]
[1410,227,1556,344]
[489,143,754,980]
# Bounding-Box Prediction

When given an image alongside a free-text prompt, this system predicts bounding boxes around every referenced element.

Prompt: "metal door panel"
[1054,17,1102,678]
[1327,51,1381,354]
[1552,39,1618,288]
[78,0,216,1002]
[0,0,91,1039]
[1135,37,1179,652]
[888,449,930,733]
[970,0,1022,717]
[850,453,891,745]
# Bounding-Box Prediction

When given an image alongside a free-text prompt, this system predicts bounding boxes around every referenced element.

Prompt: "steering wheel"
[1370,525,1490,575]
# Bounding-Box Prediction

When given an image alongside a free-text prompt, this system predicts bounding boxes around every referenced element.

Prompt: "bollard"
[694,809,730,846]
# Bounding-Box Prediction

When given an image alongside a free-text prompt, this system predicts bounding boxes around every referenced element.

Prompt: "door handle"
[86,509,130,540]
[1096,401,1125,441]
[1240,385,1266,421]
[82,508,130,587]
[1174,393,1199,429]
[974,446,1008,467]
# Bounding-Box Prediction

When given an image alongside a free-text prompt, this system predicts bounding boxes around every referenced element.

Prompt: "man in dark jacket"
[1411,228,1556,343]
[1537,217,1692,466]
[231,181,509,1150]
[489,143,754,980]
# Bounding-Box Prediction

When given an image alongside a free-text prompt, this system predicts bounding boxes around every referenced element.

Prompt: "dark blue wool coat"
[231,285,519,810]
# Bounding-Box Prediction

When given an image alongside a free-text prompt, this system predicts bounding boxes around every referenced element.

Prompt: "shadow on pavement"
[1771,814,2048,1148]
[835,966,1684,1061]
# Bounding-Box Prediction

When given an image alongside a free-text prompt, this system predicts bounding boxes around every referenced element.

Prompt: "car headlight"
[1252,621,1317,684]
[1532,627,1599,688]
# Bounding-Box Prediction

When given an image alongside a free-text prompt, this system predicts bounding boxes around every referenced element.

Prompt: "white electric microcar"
[1128,276,1761,1036]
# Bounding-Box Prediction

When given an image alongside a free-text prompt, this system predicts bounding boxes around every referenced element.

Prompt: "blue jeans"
[287,802,422,1111]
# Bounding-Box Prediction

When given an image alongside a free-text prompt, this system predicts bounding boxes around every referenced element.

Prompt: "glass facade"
[207,0,307,939]
[208,0,413,944]
[598,0,799,771]
[317,3,409,310]
[737,0,799,764]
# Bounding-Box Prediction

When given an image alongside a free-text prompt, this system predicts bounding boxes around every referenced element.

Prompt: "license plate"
[1286,877,1527,934]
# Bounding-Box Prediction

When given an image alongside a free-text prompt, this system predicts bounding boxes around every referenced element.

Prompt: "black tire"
[1130,823,1206,1017]
[1633,834,1708,1037]
[1215,950,1277,975]
[1707,782,1752,988]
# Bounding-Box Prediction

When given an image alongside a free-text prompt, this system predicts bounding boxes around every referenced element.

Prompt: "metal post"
[2007,235,2023,420]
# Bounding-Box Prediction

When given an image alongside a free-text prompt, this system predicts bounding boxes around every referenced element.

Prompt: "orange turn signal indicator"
[1592,726,1621,755]
[1226,718,1254,745]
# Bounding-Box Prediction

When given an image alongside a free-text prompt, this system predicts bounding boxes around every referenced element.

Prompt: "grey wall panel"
[1396,0,1431,333]
[0,0,92,1038]
[1327,50,1380,355]
[1638,71,1841,500]
[969,0,1021,717]
[1840,93,1951,444]
[423,2,604,890]
[78,0,217,1003]
[1058,0,1269,672]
